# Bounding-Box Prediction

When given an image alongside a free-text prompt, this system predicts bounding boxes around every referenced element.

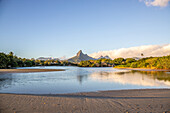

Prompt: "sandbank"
[0,89,170,113]
[0,69,65,73]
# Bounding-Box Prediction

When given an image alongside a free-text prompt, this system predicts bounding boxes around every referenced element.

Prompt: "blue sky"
[0,0,170,58]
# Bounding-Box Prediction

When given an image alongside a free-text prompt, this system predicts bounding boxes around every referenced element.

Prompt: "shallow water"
[0,66,169,94]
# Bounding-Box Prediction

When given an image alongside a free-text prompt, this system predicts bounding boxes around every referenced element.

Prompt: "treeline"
[116,55,170,69]
[78,58,132,67]
[79,55,170,69]
[0,52,35,68]
[0,52,76,69]
[1,52,169,69]
[35,59,77,66]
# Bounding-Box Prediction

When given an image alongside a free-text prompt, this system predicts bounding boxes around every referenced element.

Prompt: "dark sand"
[0,89,170,113]
[0,69,65,73]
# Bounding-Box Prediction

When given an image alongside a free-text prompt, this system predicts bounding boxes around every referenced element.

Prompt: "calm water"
[0,66,169,94]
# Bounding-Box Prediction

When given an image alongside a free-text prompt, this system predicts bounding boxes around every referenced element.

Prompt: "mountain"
[98,55,112,60]
[37,57,59,61]
[132,57,142,60]
[68,50,96,63]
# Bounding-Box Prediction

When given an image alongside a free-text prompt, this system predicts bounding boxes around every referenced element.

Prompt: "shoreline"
[1,88,170,95]
[0,89,170,113]
[114,67,170,72]
[0,69,65,73]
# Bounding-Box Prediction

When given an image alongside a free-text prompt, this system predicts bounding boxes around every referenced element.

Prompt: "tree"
[7,52,18,67]
[113,58,125,65]
[0,53,9,68]
[125,58,136,64]
[9,52,14,56]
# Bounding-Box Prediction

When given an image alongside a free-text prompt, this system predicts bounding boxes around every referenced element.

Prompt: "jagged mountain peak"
[68,50,96,63]
[77,50,83,56]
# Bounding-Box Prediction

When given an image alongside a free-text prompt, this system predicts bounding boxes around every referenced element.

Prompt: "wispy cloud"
[90,44,170,59]
[140,0,170,7]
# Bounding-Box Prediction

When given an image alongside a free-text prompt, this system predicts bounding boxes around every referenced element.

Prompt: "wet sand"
[114,67,170,72]
[0,89,170,113]
[0,69,65,73]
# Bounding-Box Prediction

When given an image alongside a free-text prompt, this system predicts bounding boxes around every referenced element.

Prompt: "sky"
[90,44,170,59]
[0,0,170,59]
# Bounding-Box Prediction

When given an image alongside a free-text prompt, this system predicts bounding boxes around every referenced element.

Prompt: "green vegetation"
[0,52,35,68]
[1,51,169,69]
[79,55,170,69]
[0,52,77,69]
[78,58,125,67]
[115,55,170,69]
[0,53,9,68]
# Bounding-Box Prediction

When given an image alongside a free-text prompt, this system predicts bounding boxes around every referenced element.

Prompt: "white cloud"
[140,0,170,7]
[90,44,170,59]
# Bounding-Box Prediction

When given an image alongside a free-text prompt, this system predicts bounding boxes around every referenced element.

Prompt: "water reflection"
[0,74,13,89]
[135,71,170,82]
[90,70,170,87]
[0,66,169,94]
[77,75,88,84]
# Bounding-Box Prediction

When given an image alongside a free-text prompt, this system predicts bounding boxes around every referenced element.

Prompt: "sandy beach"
[0,69,65,73]
[0,89,170,113]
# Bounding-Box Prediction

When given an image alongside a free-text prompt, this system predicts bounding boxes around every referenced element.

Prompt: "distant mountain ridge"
[37,57,59,61]
[98,55,112,60]
[67,50,96,63]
